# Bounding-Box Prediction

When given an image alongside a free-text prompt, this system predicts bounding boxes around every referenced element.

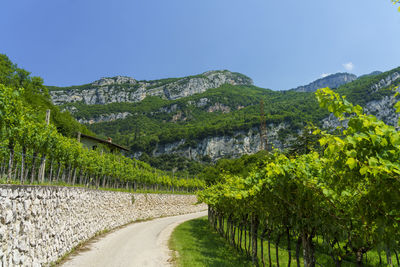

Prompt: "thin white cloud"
[343,62,354,72]
[321,73,332,78]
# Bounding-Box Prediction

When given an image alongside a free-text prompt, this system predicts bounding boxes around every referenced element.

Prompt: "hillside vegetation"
[0,54,204,192]
[199,87,400,266]
[83,86,327,151]
[0,54,91,137]
[52,66,400,171]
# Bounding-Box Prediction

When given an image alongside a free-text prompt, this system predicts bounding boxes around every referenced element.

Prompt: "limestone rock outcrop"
[370,71,400,91]
[134,124,294,162]
[50,70,253,106]
[77,112,132,124]
[322,72,400,129]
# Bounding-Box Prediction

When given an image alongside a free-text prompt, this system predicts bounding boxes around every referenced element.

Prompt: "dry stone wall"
[0,185,206,267]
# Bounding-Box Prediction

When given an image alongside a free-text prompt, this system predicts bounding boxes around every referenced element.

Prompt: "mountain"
[48,67,400,173]
[49,70,253,106]
[291,73,357,92]
[358,70,383,79]
[48,71,325,163]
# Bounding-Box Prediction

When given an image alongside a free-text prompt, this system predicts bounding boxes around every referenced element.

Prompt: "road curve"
[61,211,207,267]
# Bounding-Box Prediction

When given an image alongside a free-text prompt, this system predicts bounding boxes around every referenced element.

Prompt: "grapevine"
[0,84,204,192]
[199,87,400,266]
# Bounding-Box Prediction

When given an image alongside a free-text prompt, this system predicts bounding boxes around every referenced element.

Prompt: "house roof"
[80,133,130,152]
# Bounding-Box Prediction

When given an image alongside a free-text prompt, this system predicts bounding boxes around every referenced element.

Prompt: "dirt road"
[62,211,207,267]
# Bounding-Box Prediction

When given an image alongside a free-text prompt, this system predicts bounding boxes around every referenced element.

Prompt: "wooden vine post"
[72,131,81,185]
[39,109,50,182]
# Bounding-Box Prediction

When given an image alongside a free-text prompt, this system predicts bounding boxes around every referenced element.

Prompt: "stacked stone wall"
[0,185,206,266]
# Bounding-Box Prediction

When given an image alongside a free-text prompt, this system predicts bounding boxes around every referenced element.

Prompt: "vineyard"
[199,87,400,266]
[0,84,205,192]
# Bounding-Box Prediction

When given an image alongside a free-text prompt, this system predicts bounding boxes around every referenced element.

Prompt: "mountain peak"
[201,70,254,86]
[92,76,137,86]
[50,70,253,105]
[291,72,357,92]
[358,71,382,79]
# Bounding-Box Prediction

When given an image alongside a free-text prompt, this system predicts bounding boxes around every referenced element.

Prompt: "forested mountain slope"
[48,66,400,168]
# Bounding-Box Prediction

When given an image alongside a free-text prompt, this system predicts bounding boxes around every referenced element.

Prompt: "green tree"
[0,53,91,137]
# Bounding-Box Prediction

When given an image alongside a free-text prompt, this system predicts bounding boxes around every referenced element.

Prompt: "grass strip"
[170,216,397,266]
[169,216,253,267]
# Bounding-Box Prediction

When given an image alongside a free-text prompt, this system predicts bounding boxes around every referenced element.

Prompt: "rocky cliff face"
[50,70,253,106]
[148,71,400,162]
[49,68,400,162]
[78,112,132,124]
[92,76,137,86]
[323,95,400,130]
[322,71,400,129]
[158,86,398,162]
[134,124,294,162]
[370,71,400,92]
[292,73,357,92]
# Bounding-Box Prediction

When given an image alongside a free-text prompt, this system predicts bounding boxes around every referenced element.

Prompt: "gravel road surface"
[62,211,207,267]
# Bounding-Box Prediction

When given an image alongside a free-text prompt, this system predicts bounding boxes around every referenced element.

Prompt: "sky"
[1,0,400,90]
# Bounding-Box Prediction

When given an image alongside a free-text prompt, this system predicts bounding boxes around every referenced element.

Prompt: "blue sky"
[1,0,400,90]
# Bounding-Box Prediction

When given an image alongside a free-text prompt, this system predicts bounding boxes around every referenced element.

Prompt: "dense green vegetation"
[0,54,204,192]
[76,85,328,153]
[169,217,253,267]
[336,66,400,106]
[44,52,400,180]
[139,153,209,177]
[63,66,400,169]
[0,83,204,191]
[199,88,400,266]
[173,216,394,266]
[61,66,398,176]
[0,54,91,137]
[47,83,95,92]
[197,151,269,185]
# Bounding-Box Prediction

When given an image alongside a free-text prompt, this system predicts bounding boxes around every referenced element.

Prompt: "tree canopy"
[0,53,91,137]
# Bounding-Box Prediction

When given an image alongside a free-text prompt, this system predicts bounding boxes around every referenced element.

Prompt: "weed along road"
[61,211,207,267]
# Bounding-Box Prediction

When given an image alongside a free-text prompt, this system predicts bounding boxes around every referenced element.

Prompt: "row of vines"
[0,84,205,192]
[199,87,400,266]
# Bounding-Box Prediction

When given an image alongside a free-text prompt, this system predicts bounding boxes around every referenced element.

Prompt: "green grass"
[170,216,399,266]
[169,217,253,267]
